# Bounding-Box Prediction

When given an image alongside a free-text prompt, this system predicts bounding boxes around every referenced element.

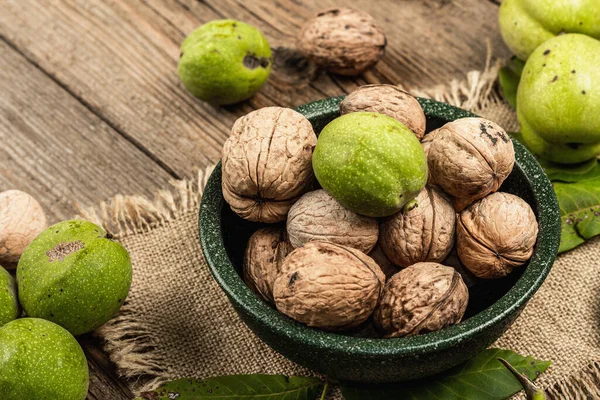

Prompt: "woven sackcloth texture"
[82,62,600,398]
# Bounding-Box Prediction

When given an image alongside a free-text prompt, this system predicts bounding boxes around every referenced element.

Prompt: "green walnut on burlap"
[82,62,600,399]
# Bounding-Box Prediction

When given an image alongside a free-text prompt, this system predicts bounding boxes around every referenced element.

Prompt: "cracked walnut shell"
[427,118,515,211]
[374,262,468,338]
[273,241,385,330]
[0,190,47,266]
[244,227,293,304]
[286,189,378,253]
[457,192,538,279]
[340,85,426,139]
[380,186,455,268]
[222,107,317,223]
[298,8,386,76]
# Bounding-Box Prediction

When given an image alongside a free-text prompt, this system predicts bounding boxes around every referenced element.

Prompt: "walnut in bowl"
[200,96,561,383]
[379,186,455,268]
[221,107,316,223]
[286,189,378,253]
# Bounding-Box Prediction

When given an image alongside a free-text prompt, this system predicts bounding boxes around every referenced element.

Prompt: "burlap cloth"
[82,63,600,399]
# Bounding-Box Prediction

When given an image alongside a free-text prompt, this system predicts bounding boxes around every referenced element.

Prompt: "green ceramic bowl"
[199,97,561,382]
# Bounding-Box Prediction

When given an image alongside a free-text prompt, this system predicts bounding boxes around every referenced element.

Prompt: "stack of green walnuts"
[499,0,600,164]
[0,190,132,400]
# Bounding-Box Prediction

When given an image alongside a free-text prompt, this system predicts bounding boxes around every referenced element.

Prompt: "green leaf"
[554,179,600,253]
[508,132,600,252]
[136,375,324,400]
[538,158,600,183]
[340,348,550,400]
[498,57,525,109]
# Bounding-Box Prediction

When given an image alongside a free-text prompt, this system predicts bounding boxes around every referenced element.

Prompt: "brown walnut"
[286,189,378,253]
[421,128,439,158]
[426,117,515,211]
[340,85,426,139]
[222,107,317,223]
[374,262,468,338]
[298,8,386,76]
[244,227,293,304]
[379,186,455,268]
[0,190,47,266]
[273,241,385,330]
[368,243,399,281]
[457,192,538,279]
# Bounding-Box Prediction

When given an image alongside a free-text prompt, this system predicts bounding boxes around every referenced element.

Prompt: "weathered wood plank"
[0,40,172,222]
[80,335,133,400]
[0,0,509,181]
[0,0,232,178]
[0,1,508,398]
[150,0,511,90]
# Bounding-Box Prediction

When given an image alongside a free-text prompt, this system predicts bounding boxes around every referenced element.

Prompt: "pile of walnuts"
[222,84,539,338]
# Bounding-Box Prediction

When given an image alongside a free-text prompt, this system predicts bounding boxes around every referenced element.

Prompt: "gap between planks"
[0,34,181,181]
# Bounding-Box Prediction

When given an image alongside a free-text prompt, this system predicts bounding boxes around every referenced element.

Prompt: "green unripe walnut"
[0,266,19,326]
[313,112,427,217]
[519,109,600,164]
[178,19,272,105]
[0,318,89,400]
[499,0,600,60]
[17,220,132,335]
[517,34,600,164]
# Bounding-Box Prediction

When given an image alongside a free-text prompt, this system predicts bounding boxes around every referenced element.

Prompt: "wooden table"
[0,0,509,398]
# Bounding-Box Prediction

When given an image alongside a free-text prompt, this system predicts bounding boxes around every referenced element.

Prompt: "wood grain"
[0,0,509,398]
[0,40,172,222]
[0,0,510,181]
[80,335,133,400]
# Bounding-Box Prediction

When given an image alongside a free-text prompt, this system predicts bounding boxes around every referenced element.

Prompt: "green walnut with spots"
[313,112,427,217]
[499,0,600,60]
[178,19,272,105]
[0,265,19,326]
[0,318,89,400]
[17,220,132,335]
[517,34,600,164]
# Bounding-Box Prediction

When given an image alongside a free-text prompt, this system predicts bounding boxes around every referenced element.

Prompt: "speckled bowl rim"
[200,96,561,357]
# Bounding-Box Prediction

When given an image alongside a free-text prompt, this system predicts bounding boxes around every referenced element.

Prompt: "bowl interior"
[201,96,561,355]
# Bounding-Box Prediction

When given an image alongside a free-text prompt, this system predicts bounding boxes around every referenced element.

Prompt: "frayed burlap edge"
[411,48,503,116]
[546,362,600,400]
[84,64,599,397]
[77,167,213,239]
[76,167,213,393]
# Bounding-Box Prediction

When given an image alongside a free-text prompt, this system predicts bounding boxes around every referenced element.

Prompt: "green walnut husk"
[313,112,427,217]
[517,34,600,164]
[0,318,89,400]
[499,0,600,60]
[178,19,272,105]
[0,265,19,327]
[17,220,132,335]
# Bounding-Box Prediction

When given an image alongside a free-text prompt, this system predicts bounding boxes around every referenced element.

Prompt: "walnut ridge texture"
[298,8,386,76]
[374,262,468,338]
[286,189,378,253]
[380,186,455,268]
[340,84,426,139]
[244,227,293,303]
[273,241,385,330]
[222,107,317,223]
[457,192,538,279]
[368,243,399,281]
[0,190,47,266]
[427,117,515,211]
